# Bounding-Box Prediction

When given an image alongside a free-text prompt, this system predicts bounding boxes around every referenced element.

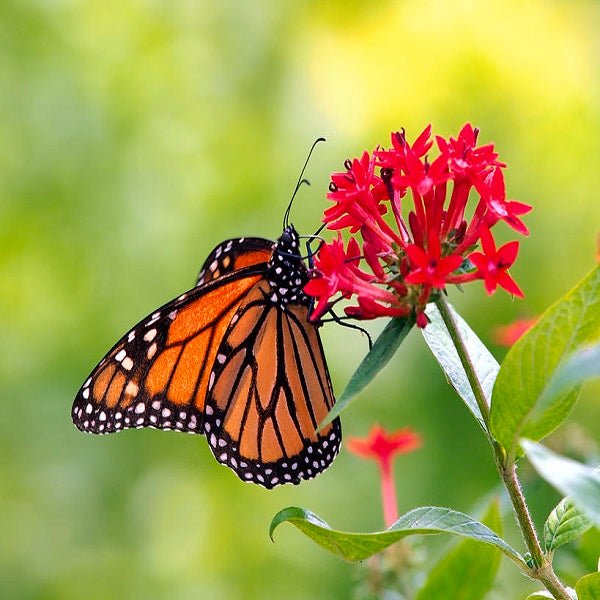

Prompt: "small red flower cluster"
[492,317,538,346]
[348,425,422,527]
[305,124,532,327]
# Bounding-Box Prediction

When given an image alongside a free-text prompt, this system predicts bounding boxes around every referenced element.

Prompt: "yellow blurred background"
[1,1,598,598]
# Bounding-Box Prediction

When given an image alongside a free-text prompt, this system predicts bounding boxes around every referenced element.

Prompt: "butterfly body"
[72,225,341,488]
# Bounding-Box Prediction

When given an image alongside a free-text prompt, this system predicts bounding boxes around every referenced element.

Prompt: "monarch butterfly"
[71,222,341,488]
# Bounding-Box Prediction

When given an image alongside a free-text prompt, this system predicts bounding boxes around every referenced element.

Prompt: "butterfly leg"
[321,309,373,350]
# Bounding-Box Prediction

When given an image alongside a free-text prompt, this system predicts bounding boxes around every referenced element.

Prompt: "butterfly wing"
[196,237,273,286]
[202,280,341,488]
[72,266,268,435]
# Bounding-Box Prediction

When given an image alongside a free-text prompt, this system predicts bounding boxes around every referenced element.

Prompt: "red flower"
[324,151,389,233]
[376,126,449,197]
[306,124,531,324]
[477,168,532,236]
[492,317,538,346]
[376,125,434,174]
[304,236,369,320]
[404,231,463,289]
[469,227,524,297]
[348,425,422,527]
[436,122,505,183]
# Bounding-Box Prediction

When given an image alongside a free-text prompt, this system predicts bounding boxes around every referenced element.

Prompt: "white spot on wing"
[144,329,157,342]
[125,381,139,397]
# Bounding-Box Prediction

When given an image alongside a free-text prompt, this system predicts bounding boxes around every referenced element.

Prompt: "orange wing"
[72,267,267,435]
[202,280,341,488]
[196,237,273,286]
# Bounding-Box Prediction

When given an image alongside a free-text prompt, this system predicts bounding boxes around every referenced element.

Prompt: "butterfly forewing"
[202,280,342,488]
[72,268,266,435]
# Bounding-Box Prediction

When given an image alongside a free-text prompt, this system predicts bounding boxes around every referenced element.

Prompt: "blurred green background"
[1,1,598,598]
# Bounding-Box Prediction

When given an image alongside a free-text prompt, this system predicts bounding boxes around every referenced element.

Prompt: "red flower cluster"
[305,124,532,326]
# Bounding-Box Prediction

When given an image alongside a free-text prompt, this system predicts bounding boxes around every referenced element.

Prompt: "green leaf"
[491,266,600,459]
[423,303,498,430]
[544,496,594,553]
[522,439,600,527]
[526,589,577,599]
[415,499,503,600]
[576,572,600,600]
[320,316,413,428]
[269,505,525,568]
[576,528,600,573]
[539,341,600,415]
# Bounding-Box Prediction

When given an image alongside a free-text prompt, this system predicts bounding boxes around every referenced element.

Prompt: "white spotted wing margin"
[71,264,268,437]
[202,279,342,489]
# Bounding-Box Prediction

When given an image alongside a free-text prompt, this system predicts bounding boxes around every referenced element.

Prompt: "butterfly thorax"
[266,225,309,308]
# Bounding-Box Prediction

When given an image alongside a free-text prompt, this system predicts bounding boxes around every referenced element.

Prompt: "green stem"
[434,295,572,600]
[500,461,545,569]
[434,295,491,429]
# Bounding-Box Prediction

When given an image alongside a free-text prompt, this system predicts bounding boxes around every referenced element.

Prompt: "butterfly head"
[266,225,309,308]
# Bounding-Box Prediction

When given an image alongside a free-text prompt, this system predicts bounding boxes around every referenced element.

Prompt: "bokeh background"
[1,1,598,598]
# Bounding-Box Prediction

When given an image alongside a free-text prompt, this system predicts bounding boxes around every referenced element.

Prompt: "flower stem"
[500,461,545,568]
[379,461,399,528]
[434,295,572,600]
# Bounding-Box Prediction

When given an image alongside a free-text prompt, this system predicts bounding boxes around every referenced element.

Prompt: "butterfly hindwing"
[196,237,273,286]
[72,267,266,436]
[202,280,341,488]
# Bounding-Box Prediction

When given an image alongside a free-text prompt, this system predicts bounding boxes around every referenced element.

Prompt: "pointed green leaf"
[320,316,413,428]
[415,499,503,600]
[576,572,600,600]
[491,266,600,459]
[522,440,600,527]
[544,496,593,553]
[423,303,498,430]
[269,505,525,568]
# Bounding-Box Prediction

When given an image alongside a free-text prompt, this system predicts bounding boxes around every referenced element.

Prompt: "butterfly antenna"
[283,137,326,229]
